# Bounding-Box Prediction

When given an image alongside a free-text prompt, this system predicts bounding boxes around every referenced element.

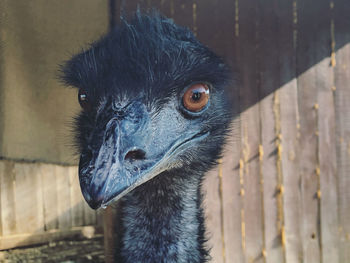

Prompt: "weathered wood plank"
[315,2,340,262]
[83,199,97,226]
[257,0,285,261]
[238,0,264,262]
[277,1,303,262]
[40,163,59,230]
[195,0,222,56]
[317,57,339,263]
[55,166,72,230]
[240,109,263,263]
[103,205,121,263]
[296,1,322,261]
[171,0,193,30]
[221,132,244,263]
[203,168,224,263]
[0,161,17,236]
[334,1,350,261]
[68,166,84,227]
[14,163,44,234]
[279,80,303,262]
[259,89,283,263]
[157,0,173,18]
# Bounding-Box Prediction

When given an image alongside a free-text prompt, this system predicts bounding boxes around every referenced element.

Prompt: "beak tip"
[85,195,104,209]
[81,186,104,210]
[88,200,102,210]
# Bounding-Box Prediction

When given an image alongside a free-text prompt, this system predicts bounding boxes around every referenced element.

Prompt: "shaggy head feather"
[61,11,234,263]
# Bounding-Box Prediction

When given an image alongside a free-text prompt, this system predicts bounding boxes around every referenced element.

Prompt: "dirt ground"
[0,237,104,263]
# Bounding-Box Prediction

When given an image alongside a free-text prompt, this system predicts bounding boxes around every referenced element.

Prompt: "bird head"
[61,11,233,209]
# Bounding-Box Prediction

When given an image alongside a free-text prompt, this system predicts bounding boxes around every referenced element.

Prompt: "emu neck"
[119,171,207,263]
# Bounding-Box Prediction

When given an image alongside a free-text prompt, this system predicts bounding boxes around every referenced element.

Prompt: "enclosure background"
[0,0,349,262]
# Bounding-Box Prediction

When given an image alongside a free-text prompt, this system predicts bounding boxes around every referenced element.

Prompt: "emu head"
[61,12,233,209]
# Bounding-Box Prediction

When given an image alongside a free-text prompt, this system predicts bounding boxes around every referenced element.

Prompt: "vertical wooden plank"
[104,202,123,263]
[40,163,58,230]
[334,1,350,261]
[0,160,17,236]
[195,0,222,55]
[279,83,303,261]
[259,91,283,263]
[317,59,339,263]
[14,162,44,234]
[238,0,264,262]
[96,210,104,231]
[257,1,285,262]
[334,45,350,263]
[157,0,173,18]
[316,2,340,263]
[203,168,224,263]
[221,131,244,263]
[171,0,193,30]
[104,206,118,263]
[68,166,84,227]
[83,198,97,226]
[278,1,303,262]
[296,0,323,261]
[55,165,72,229]
[34,163,44,232]
[240,109,264,263]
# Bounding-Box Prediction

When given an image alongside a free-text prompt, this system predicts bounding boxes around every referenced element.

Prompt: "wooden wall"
[0,160,102,250]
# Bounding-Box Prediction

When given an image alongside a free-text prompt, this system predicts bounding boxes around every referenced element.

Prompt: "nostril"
[124,149,146,161]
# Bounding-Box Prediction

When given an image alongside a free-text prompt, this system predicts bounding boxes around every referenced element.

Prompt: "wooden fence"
[0,160,103,250]
[0,0,349,263]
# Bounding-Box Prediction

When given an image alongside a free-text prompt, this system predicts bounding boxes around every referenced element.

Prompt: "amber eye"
[182,83,210,112]
[78,89,92,111]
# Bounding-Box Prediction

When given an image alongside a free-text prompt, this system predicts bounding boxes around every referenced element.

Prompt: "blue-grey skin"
[61,11,233,263]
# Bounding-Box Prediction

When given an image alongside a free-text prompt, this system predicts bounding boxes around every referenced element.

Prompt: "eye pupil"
[191,92,201,102]
[182,83,210,112]
[78,89,92,111]
[79,94,87,101]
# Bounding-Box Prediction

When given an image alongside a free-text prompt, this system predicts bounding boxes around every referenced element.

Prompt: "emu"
[61,11,233,263]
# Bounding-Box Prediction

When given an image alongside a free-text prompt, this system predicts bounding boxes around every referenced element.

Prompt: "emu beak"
[80,118,160,209]
[79,107,208,209]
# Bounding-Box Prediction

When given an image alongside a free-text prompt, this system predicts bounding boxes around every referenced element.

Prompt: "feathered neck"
[116,170,209,263]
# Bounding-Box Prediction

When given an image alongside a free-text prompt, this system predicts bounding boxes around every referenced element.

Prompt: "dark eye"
[78,89,92,111]
[182,83,210,112]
